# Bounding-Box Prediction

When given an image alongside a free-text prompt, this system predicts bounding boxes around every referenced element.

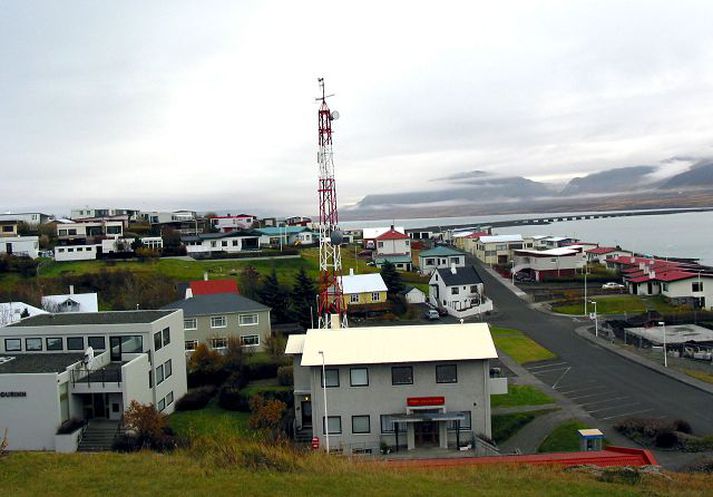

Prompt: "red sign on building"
[407,396,445,407]
[311,436,320,450]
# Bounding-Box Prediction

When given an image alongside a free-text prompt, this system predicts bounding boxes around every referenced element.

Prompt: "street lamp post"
[658,321,668,368]
[583,260,588,317]
[590,300,598,338]
[319,350,330,453]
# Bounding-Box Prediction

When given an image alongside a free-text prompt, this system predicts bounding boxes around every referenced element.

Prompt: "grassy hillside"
[1,449,709,497]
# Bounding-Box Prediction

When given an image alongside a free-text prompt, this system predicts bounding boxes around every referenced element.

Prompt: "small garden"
[490,326,556,364]
[491,385,554,408]
[538,420,590,453]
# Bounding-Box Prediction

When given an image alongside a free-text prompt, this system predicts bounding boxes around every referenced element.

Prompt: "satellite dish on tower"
[331,110,340,120]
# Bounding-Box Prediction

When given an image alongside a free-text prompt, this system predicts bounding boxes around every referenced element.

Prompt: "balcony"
[70,362,123,393]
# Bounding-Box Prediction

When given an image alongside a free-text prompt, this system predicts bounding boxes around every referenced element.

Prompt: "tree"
[258,268,290,323]
[123,400,167,444]
[16,221,32,235]
[380,261,404,295]
[248,395,288,441]
[239,265,261,300]
[291,266,316,329]
[130,237,145,251]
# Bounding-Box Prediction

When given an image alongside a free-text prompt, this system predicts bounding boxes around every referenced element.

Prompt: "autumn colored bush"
[248,396,288,441]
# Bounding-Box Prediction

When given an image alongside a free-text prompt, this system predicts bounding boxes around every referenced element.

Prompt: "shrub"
[175,386,218,411]
[123,400,167,443]
[243,356,285,381]
[615,416,692,448]
[248,396,288,441]
[0,428,7,458]
[277,365,293,386]
[655,430,680,449]
[672,418,693,434]
[112,433,141,453]
[56,417,85,435]
[218,386,245,411]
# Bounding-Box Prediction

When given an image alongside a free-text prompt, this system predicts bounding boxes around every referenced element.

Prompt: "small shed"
[401,286,426,305]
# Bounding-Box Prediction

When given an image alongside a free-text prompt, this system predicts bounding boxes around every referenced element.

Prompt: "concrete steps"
[77,420,120,452]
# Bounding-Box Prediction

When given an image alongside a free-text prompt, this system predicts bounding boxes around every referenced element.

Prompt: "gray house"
[162,293,271,352]
[285,323,503,455]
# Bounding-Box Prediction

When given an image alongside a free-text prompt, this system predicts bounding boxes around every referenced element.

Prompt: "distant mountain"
[660,161,713,189]
[560,166,656,196]
[354,174,555,209]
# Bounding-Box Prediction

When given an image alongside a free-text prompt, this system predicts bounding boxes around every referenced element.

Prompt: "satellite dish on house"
[331,110,340,120]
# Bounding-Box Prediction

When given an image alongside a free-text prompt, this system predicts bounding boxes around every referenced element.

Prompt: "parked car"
[424,309,440,320]
[602,282,625,290]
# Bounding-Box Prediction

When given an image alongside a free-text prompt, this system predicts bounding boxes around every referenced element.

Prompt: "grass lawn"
[2,450,708,497]
[551,295,647,315]
[491,409,556,444]
[538,420,589,453]
[682,368,713,385]
[491,385,554,408]
[168,399,251,439]
[490,326,556,364]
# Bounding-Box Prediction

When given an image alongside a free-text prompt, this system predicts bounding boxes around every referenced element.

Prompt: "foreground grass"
[491,385,554,408]
[490,326,556,364]
[2,449,709,497]
[169,400,250,438]
[682,368,713,385]
[538,420,589,453]
[491,409,556,444]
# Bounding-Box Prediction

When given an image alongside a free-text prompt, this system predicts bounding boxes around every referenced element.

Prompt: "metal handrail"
[71,367,122,387]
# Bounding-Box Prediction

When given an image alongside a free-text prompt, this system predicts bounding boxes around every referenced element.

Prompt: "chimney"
[185,288,193,299]
[450,263,457,275]
[69,284,74,295]
[650,270,656,279]
[203,272,209,281]
[349,268,354,276]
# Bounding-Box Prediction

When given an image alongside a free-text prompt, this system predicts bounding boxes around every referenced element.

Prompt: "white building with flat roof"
[0,236,39,259]
[286,323,505,455]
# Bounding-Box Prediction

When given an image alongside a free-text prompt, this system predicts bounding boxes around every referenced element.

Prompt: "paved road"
[475,260,713,435]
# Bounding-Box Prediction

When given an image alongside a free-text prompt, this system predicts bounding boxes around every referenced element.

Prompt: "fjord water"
[342,210,713,265]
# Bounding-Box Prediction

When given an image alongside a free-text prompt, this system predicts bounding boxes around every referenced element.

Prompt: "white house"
[70,208,139,221]
[182,231,260,256]
[373,227,412,271]
[362,226,405,250]
[210,214,257,233]
[401,286,426,304]
[0,212,51,227]
[0,302,47,327]
[285,323,504,454]
[54,245,99,262]
[511,246,587,282]
[418,246,467,275]
[42,289,99,314]
[472,234,534,265]
[0,236,40,259]
[428,266,493,319]
[56,221,123,243]
[585,246,633,264]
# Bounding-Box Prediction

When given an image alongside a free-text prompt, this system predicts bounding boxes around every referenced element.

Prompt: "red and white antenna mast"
[316,77,347,329]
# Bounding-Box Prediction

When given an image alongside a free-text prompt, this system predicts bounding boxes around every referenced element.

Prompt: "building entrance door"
[92,394,107,418]
[414,421,438,447]
[110,336,122,361]
[301,400,312,428]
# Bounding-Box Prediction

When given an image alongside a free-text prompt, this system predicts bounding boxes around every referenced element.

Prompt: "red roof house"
[188,279,239,296]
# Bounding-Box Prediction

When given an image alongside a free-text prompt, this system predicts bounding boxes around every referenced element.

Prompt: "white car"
[602,282,625,290]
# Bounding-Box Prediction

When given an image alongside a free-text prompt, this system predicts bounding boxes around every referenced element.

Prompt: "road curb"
[573,325,713,397]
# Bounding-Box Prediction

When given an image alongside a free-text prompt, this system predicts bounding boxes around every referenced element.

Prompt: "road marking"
[567,391,617,401]
[527,362,569,370]
[531,367,569,375]
[587,402,640,414]
[557,385,605,395]
[581,396,629,407]
[552,367,572,390]
[600,408,655,421]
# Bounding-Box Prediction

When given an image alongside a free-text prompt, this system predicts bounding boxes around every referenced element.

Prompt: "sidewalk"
[476,262,531,302]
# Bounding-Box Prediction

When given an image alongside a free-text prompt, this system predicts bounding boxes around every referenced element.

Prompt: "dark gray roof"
[435,265,484,286]
[181,230,260,242]
[0,353,84,374]
[161,293,269,317]
[7,310,176,327]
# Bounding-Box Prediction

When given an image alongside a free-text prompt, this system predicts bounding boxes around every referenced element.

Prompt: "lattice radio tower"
[315,78,347,329]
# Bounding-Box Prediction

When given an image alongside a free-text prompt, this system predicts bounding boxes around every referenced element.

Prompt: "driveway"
[473,257,713,435]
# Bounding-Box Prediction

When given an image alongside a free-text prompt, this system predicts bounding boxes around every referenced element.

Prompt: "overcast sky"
[2,1,713,216]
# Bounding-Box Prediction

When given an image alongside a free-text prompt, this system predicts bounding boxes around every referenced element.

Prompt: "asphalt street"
[475,260,713,434]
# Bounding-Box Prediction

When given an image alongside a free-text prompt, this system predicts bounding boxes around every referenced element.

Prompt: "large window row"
[4,335,108,353]
[156,359,173,386]
[319,365,457,388]
[157,391,174,412]
[322,415,371,435]
[153,327,171,351]
[319,413,476,436]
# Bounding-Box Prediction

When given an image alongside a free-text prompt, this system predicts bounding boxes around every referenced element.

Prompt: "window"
[166,391,174,406]
[25,338,42,351]
[184,318,197,330]
[425,258,435,266]
[371,292,380,302]
[210,316,227,328]
[240,335,260,347]
[162,327,171,346]
[210,241,217,247]
[149,370,153,388]
[154,331,163,351]
[391,366,413,385]
[380,415,407,433]
[164,359,172,379]
[67,337,85,351]
[211,337,227,349]
[662,283,669,292]
[352,415,371,434]
[377,241,384,248]
[350,293,360,304]
[121,336,143,353]
[158,398,166,412]
[451,287,460,295]
[5,338,21,352]
[470,285,478,293]
[693,282,704,292]
[232,240,239,247]
[156,364,165,384]
[46,337,63,351]
[323,416,342,435]
[239,314,258,326]
[185,340,198,351]
[436,364,458,383]
[350,368,369,387]
[447,411,472,431]
[321,368,340,388]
